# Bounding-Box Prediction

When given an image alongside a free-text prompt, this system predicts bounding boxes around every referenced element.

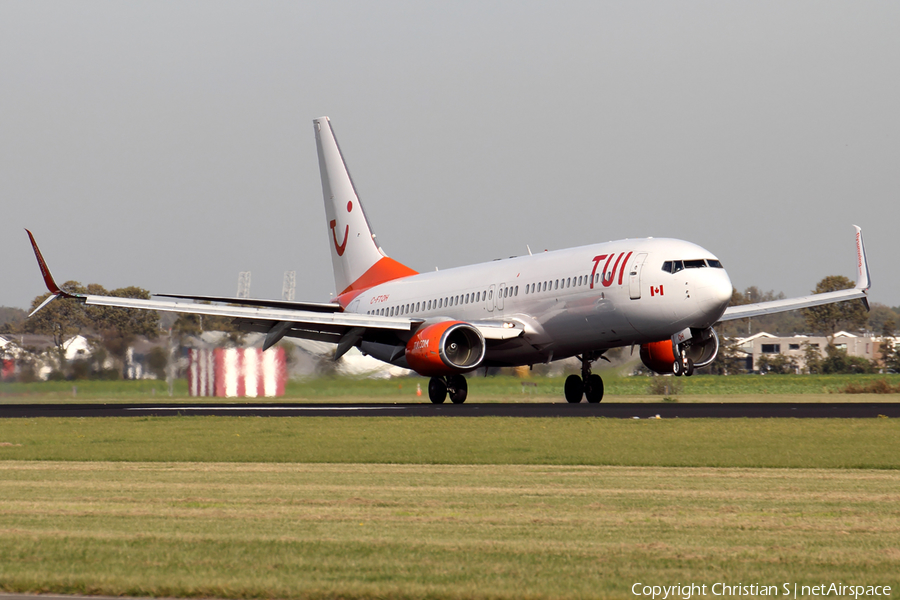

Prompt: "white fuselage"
[346,237,733,366]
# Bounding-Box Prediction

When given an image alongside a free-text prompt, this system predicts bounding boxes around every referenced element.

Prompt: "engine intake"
[640,327,719,374]
[405,321,486,377]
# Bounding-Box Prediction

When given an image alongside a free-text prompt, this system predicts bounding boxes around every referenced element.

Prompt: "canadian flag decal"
[650,285,664,297]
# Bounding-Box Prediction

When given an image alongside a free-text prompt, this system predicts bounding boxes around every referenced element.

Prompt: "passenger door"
[628,253,648,300]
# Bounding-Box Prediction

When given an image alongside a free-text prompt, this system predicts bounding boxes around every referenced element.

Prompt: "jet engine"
[639,327,719,375]
[405,321,486,377]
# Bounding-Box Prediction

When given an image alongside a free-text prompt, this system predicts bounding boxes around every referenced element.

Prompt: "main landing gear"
[428,375,468,404]
[564,354,604,403]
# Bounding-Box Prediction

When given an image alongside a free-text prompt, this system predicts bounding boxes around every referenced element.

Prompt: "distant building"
[733,331,894,372]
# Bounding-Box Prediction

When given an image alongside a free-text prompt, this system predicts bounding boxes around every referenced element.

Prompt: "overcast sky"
[2,1,898,311]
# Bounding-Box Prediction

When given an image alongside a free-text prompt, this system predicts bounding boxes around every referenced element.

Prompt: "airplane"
[26,116,872,404]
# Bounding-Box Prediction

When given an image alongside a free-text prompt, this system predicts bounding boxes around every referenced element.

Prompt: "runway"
[1,402,898,419]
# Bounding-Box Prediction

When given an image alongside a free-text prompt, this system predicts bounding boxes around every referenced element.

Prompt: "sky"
[2,1,898,311]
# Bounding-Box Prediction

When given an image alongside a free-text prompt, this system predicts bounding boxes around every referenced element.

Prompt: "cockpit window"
[664,258,725,273]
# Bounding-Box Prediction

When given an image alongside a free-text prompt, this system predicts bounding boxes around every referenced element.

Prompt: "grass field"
[0,417,898,598]
[2,461,898,600]
[1,376,899,600]
[2,373,900,403]
[1,417,899,468]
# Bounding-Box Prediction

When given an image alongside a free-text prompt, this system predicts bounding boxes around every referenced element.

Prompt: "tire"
[448,374,468,404]
[673,359,683,377]
[585,374,604,403]
[564,374,584,403]
[685,358,694,377]
[428,377,447,404]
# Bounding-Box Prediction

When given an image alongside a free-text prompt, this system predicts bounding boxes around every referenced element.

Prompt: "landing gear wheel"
[585,374,604,403]
[564,374,584,403]
[428,377,447,404]
[673,359,684,377]
[684,358,694,377]
[447,374,468,404]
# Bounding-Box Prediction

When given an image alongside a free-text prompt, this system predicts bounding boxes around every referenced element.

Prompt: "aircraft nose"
[713,270,733,308]
[694,269,733,326]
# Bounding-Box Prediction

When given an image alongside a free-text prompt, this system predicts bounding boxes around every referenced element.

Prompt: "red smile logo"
[330,219,349,256]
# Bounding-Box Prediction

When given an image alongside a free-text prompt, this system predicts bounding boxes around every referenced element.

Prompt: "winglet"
[852,225,871,312]
[26,229,64,295]
[852,225,870,291]
[25,229,79,317]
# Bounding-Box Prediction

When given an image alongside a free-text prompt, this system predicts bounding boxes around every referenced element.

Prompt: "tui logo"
[329,200,354,256]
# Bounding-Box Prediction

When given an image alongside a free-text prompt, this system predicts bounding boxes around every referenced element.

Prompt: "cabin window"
[555,280,559,290]
[524,286,529,295]
[707,259,723,268]
[476,291,480,302]
[489,290,493,300]
[684,259,705,269]
[514,286,518,296]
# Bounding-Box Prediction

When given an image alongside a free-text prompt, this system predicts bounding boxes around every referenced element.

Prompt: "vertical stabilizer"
[313,117,417,299]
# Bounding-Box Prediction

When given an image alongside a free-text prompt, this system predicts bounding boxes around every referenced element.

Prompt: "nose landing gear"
[672,343,695,377]
[564,353,605,403]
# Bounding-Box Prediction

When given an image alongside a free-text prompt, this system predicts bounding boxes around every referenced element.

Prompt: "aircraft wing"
[718,225,871,322]
[25,230,420,354]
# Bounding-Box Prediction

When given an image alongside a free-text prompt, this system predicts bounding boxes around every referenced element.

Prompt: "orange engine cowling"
[639,340,677,374]
[405,321,486,377]
[639,327,720,374]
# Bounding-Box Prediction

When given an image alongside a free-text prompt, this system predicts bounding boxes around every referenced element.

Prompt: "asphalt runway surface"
[1,402,898,418]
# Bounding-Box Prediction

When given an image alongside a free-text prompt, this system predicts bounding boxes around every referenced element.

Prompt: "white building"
[733,331,894,372]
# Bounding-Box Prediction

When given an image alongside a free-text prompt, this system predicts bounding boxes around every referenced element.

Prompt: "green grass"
[3,373,900,403]
[1,461,898,599]
[1,417,899,469]
[1,417,899,598]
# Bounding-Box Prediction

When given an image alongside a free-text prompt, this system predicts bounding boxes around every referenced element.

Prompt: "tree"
[172,302,244,345]
[22,282,160,376]
[865,303,900,335]
[22,280,90,350]
[803,275,868,340]
[802,342,823,374]
[88,286,159,361]
[0,307,26,332]
[820,345,874,374]
[757,352,797,375]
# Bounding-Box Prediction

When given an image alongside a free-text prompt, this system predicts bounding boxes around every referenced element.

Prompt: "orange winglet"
[25,229,68,297]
